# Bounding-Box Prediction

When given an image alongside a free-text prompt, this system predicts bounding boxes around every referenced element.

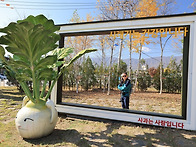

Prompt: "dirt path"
[1,86,193,147]
[62,89,181,116]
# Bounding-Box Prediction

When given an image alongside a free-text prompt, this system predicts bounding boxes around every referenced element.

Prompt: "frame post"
[57,34,64,104]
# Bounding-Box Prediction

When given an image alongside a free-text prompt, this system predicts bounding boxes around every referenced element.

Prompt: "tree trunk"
[103,75,106,93]
[75,64,79,93]
[63,74,66,90]
[101,37,106,68]
[86,80,88,91]
[82,36,88,61]
[160,50,163,94]
[76,80,79,93]
[133,44,142,93]
[117,38,123,77]
[159,35,172,94]
[160,37,163,94]
[69,82,70,91]
[101,38,105,90]
[107,40,115,95]
[129,37,132,79]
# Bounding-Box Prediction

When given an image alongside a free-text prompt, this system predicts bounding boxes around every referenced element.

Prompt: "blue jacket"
[118,79,132,97]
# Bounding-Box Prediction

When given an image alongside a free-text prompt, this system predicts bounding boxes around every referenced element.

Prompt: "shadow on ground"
[0,87,24,101]
[1,87,196,146]
[24,129,89,146]
[24,116,196,147]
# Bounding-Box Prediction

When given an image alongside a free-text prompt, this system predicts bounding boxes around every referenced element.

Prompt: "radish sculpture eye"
[24,118,34,122]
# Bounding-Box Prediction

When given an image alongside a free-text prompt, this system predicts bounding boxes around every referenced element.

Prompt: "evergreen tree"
[80,57,97,91]
[94,63,108,89]
[152,65,162,91]
[137,59,151,91]
[153,57,182,93]
[137,70,151,91]
[165,57,182,93]
[111,60,127,88]
[62,64,76,91]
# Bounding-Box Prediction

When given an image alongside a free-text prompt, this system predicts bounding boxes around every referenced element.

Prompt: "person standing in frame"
[118,72,132,109]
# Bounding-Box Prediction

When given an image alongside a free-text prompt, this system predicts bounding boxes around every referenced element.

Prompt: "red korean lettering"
[143,118,149,124]
[166,121,172,127]
[161,120,166,127]
[138,118,143,123]
[172,122,178,128]
[177,123,184,129]
[155,120,161,126]
[148,119,153,125]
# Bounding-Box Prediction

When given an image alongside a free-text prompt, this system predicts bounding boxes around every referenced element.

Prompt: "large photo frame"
[51,13,196,130]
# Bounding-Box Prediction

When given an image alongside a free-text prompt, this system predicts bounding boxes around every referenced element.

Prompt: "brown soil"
[62,89,181,116]
[1,86,196,147]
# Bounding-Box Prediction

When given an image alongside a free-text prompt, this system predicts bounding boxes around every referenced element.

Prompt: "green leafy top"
[0,15,97,104]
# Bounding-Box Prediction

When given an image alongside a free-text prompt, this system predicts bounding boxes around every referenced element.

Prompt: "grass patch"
[0,86,196,146]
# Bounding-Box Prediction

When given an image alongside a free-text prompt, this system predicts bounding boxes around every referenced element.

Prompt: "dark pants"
[121,95,129,109]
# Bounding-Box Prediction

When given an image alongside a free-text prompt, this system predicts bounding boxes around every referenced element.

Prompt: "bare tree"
[65,11,94,93]
[157,0,176,94]
[132,0,159,93]
[159,35,172,94]
[107,37,116,95]
[157,0,176,15]
[96,35,107,91]
[191,0,196,10]
[126,36,133,79]
[133,44,142,93]
[97,0,139,81]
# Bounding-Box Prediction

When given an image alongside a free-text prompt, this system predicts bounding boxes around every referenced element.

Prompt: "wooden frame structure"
[51,13,196,130]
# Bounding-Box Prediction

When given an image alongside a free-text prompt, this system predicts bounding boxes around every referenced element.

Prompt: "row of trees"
[63,0,182,95]
[1,0,184,95]
[63,57,127,91]
[96,0,177,95]
[63,56,182,94]
[138,57,182,93]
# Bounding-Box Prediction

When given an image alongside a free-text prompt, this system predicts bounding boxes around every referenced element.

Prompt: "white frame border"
[51,13,196,130]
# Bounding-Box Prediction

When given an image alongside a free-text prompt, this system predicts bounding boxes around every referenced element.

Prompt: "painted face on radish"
[15,99,58,139]
[16,117,34,131]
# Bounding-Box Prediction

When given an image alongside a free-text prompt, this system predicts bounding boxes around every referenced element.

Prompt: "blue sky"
[0,0,195,60]
[0,0,195,27]
[0,0,99,27]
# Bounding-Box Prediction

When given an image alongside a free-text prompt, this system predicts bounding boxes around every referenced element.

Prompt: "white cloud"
[142,46,151,52]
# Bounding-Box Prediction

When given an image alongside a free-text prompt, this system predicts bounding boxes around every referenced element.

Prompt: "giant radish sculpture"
[0,15,96,139]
